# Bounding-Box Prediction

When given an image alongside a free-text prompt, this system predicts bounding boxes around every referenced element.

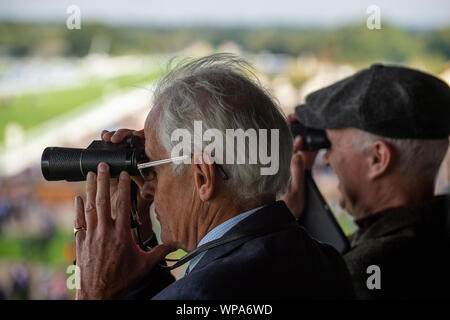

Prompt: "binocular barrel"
[41,147,141,181]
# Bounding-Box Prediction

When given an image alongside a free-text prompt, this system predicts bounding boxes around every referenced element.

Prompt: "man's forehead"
[145,106,160,127]
[144,126,159,159]
[144,107,167,159]
[144,104,162,136]
[327,127,357,137]
[327,128,359,147]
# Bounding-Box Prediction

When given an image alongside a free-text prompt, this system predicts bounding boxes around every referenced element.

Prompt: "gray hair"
[353,130,449,184]
[152,53,293,201]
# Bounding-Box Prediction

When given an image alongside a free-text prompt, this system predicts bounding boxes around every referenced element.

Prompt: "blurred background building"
[0,0,449,299]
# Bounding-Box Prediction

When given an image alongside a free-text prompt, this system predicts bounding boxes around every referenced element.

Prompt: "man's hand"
[101,128,153,240]
[74,163,172,300]
[281,114,318,219]
[101,128,145,144]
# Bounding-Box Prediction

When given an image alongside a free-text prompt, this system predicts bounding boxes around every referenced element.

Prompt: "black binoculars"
[289,119,331,151]
[41,135,148,182]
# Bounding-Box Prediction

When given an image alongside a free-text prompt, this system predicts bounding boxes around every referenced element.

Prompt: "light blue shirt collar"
[185,205,265,274]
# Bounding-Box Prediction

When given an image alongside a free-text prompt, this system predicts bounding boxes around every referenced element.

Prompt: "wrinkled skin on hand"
[74,129,173,300]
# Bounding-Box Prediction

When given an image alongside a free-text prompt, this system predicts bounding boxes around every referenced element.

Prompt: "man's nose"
[140,181,155,200]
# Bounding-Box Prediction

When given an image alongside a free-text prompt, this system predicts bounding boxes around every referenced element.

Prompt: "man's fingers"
[101,130,109,139]
[294,136,318,170]
[101,128,144,144]
[109,178,119,220]
[111,129,134,143]
[293,136,303,152]
[116,171,131,231]
[281,152,307,219]
[291,137,305,192]
[85,171,98,230]
[96,162,113,230]
[110,178,118,194]
[74,196,87,247]
[287,113,298,124]
[101,130,116,142]
[132,129,145,139]
[290,152,306,192]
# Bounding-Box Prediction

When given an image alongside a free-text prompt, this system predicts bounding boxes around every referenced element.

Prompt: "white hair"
[152,53,293,202]
[353,130,449,184]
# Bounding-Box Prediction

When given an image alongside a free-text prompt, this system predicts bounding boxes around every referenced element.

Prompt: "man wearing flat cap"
[283,64,450,299]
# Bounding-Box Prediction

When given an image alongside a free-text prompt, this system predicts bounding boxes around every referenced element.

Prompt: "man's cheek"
[154,195,167,217]
[337,185,347,209]
[334,167,348,209]
[155,209,169,242]
[159,227,169,244]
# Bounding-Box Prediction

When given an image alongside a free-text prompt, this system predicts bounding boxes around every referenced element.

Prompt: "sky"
[0,0,449,29]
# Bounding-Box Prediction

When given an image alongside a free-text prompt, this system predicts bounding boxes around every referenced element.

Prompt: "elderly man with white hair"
[73,54,354,300]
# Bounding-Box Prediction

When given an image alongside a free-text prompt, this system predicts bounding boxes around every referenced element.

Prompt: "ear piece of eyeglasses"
[137,154,229,181]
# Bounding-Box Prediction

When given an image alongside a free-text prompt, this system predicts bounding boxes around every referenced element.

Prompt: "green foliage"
[1,22,448,69]
[0,229,72,267]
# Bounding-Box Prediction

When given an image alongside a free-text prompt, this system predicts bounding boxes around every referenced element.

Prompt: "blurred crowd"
[0,167,78,299]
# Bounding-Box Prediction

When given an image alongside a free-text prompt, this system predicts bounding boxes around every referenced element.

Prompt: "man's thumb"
[290,152,305,192]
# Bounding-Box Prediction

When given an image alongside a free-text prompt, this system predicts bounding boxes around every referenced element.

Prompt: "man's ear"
[367,140,393,180]
[192,152,216,202]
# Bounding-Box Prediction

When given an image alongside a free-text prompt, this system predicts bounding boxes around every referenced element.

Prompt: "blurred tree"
[0,22,448,72]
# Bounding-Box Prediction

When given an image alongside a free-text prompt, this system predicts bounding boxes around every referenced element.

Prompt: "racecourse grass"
[0,72,160,143]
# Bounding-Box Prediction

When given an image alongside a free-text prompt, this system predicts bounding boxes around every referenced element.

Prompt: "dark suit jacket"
[149,201,354,299]
[344,195,450,299]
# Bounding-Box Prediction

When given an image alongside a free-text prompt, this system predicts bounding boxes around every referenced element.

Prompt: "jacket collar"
[191,200,295,272]
[351,195,449,247]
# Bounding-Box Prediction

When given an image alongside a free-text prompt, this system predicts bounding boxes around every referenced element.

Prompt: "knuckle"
[96,197,109,208]
[94,232,109,245]
[85,202,96,213]
[118,200,129,211]
[76,234,85,247]
[75,219,85,228]
[112,233,124,245]
[85,233,94,244]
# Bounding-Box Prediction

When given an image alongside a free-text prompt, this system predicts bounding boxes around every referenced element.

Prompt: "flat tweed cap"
[295,64,450,139]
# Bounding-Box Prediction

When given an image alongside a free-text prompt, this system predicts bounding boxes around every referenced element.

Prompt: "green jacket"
[344,195,450,299]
